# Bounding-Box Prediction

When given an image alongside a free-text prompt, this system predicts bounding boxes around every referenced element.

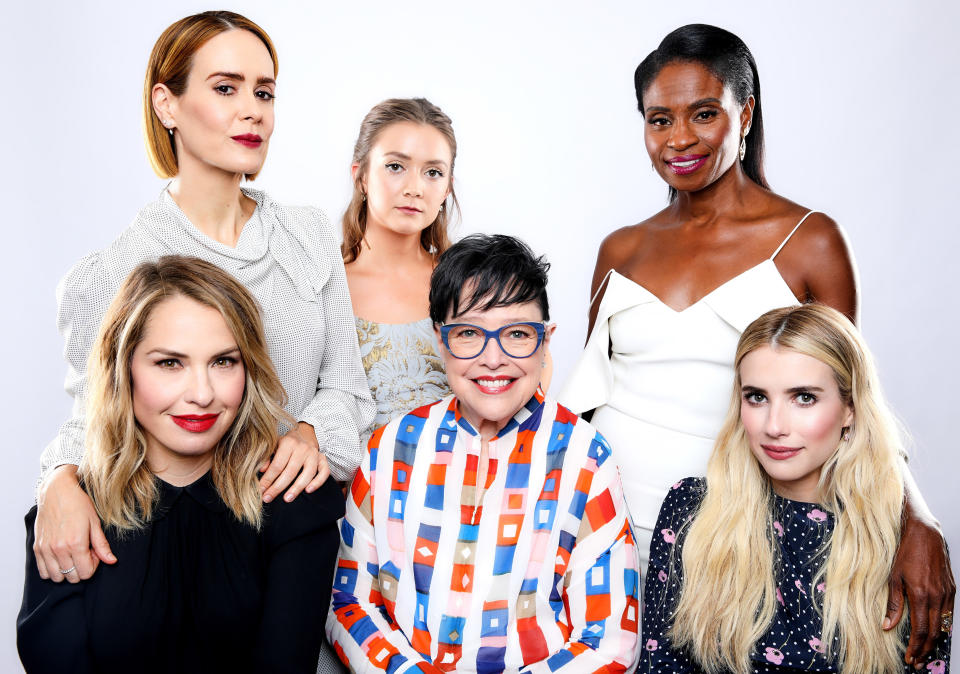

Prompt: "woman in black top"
[18,256,343,673]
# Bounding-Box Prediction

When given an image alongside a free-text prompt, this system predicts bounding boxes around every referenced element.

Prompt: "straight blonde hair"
[670,304,906,674]
[80,256,291,531]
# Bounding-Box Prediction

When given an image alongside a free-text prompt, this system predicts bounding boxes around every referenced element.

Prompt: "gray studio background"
[2,0,956,670]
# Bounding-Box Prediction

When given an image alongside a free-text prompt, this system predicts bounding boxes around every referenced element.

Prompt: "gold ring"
[941,610,953,633]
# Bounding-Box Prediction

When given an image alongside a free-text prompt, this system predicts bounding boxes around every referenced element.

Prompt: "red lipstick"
[761,444,801,460]
[472,376,516,395]
[231,134,263,148]
[666,154,708,175]
[171,413,220,432]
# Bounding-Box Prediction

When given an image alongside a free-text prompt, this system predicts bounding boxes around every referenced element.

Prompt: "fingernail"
[882,617,891,629]
[263,494,272,503]
[285,493,293,502]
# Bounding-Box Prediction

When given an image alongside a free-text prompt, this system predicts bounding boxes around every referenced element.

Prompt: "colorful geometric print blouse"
[639,477,952,673]
[327,392,641,673]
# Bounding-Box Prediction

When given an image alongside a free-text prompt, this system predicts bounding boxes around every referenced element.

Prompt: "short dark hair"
[634,24,768,201]
[429,234,550,325]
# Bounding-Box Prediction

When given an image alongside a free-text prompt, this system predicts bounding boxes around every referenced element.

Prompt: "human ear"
[152,83,176,128]
[351,163,367,196]
[740,94,756,136]
[543,322,557,346]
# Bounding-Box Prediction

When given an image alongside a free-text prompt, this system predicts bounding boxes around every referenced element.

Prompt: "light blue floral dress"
[354,317,450,441]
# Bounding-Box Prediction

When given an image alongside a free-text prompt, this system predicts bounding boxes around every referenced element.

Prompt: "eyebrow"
[144,347,240,359]
[383,151,449,168]
[206,71,276,86]
[741,385,826,393]
[644,98,723,115]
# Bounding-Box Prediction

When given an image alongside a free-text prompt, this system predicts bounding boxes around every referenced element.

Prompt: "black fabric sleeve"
[17,506,93,674]
[253,477,345,673]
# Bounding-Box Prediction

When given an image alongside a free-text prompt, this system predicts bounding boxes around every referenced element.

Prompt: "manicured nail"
[284,493,294,502]
[263,494,272,503]
[882,617,892,629]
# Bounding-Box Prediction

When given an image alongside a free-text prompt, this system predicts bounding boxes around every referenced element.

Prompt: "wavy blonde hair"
[80,256,291,531]
[143,11,278,180]
[671,303,906,674]
[341,97,459,264]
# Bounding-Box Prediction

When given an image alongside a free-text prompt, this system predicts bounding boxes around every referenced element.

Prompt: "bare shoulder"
[767,196,858,321]
[595,214,663,272]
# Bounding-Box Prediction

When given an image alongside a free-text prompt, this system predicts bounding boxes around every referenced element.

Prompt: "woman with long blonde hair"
[18,256,343,673]
[640,304,952,673]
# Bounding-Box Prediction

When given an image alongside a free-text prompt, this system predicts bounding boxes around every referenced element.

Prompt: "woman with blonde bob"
[640,304,951,674]
[19,256,343,673]
[34,9,373,586]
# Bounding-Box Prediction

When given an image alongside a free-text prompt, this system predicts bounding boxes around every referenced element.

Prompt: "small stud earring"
[361,192,366,202]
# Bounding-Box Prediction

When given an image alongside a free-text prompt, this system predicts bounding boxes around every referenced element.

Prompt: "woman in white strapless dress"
[558,26,952,664]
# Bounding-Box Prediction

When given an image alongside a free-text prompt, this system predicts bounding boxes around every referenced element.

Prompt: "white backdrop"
[2,0,957,670]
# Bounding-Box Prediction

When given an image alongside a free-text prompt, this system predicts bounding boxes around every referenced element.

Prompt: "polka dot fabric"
[639,477,952,673]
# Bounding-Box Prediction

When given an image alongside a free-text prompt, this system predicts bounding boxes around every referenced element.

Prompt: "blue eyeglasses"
[439,322,546,359]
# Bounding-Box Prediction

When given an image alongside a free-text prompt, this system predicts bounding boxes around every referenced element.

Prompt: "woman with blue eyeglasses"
[326,234,641,672]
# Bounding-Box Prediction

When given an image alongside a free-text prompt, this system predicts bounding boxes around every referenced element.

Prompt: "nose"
[763,399,789,438]
[667,118,696,152]
[240,91,264,124]
[403,171,424,198]
[475,334,507,368]
[185,366,215,407]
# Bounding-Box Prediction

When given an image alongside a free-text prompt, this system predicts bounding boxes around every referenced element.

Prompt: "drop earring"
[739,126,750,162]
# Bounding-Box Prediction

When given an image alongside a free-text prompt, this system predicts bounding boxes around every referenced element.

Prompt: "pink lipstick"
[396,206,422,215]
[171,413,220,432]
[667,154,708,175]
[761,444,801,460]
[231,134,262,148]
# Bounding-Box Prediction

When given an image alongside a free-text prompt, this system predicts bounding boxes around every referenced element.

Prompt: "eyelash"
[214,85,275,101]
[742,392,818,406]
[213,356,238,368]
[385,163,445,178]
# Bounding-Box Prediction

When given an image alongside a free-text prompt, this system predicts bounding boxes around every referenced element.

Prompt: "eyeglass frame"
[438,321,547,359]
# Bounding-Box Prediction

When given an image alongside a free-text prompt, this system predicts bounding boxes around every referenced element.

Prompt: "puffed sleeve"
[17,506,92,673]
[296,207,376,482]
[253,475,345,673]
[39,253,116,483]
[637,476,704,674]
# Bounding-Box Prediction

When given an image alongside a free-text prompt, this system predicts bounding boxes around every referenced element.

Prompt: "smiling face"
[130,294,246,481]
[357,121,452,239]
[739,345,854,502]
[155,29,276,178]
[642,61,751,193]
[436,297,553,437]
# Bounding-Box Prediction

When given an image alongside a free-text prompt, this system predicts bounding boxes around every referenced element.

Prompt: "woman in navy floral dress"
[640,304,952,674]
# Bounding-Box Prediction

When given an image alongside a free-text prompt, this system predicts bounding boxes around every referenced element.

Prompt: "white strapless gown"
[558,257,801,570]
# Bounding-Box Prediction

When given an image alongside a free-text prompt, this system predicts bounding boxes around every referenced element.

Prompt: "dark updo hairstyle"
[634,24,769,201]
[429,234,550,325]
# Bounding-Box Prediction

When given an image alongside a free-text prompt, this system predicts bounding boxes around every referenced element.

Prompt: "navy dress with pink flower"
[639,477,951,673]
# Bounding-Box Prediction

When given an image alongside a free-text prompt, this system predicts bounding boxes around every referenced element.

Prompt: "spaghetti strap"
[590,269,615,307]
[771,210,818,260]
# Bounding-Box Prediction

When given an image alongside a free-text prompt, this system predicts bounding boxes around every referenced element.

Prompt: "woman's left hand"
[884,514,955,669]
[259,422,331,503]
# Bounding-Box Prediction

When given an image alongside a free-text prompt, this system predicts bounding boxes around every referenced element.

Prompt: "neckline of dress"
[355,315,433,329]
[608,258,785,314]
[159,185,261,253]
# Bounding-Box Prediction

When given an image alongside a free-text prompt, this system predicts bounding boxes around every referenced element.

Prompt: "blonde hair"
[671,304,906,674]
[143,11,278,180]
[80,256,291,531]
[341,98,459,263]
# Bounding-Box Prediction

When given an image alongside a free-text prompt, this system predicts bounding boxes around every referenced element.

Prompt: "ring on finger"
[941,610,953,633]
[58,565,76,575]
